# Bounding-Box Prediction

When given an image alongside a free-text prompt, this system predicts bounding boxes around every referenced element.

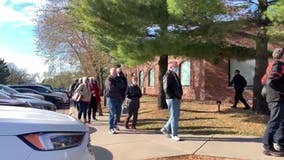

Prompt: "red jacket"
[89,82,101,103]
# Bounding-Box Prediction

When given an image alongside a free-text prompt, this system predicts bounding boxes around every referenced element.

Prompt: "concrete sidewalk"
[84,114,282,160]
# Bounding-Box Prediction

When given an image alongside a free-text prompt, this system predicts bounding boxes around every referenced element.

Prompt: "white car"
[0,106,95,160]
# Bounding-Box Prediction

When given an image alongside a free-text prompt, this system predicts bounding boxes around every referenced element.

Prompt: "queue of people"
[67,52,284,157]
[69,76,102,124]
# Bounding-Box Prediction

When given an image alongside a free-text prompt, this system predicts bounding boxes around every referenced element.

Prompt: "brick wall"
[123,56,253,103]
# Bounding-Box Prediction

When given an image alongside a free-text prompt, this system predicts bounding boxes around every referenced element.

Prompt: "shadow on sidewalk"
[92,145,113,160]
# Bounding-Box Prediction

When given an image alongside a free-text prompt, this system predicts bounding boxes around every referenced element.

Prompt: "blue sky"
[0,0,48,75]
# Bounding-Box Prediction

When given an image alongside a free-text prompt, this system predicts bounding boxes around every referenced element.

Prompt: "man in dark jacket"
[262,48,284,157]
[115,67,128,128]
[229,69,251,110]
[105,68,122,134]
[160,61,183,141]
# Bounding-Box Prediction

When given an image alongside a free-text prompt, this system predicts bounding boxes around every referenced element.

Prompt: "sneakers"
[171,136,180,141]
[108,129,117,134]
[160,128,171,138]
[263,149,284,157]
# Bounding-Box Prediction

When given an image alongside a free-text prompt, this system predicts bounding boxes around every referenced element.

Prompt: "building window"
[148,68,154,87]
[229,59,255,86]
[180,61,191,86]
[139,71,144,88]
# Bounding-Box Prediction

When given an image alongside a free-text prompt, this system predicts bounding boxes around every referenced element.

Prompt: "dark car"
[0,92,31,107]
[11,87,68,109]
[0,84,45,100]
[0,90,56,111]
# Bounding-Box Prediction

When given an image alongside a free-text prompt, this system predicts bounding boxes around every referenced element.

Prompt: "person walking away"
[105,68,122,134]
[115,67,128,129]
[88,77,98,123]
[124,77,142,130]
[76,77,91,123]
[160,61,183,141]
[229,69,251,110]
[262,48,284,157]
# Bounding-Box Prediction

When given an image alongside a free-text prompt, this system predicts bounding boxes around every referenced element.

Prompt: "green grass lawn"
[124,96,268,136]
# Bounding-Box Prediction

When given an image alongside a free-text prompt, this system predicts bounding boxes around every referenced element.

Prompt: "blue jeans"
[163,99,181,136]
[78,101,89,120]
[115,100,123,126]
[263,101,284,150]
[107,97,121,129]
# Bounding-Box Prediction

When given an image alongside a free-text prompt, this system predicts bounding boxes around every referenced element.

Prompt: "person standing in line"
[76,77,91,123]
[105,68,122,134]
[229,69,251,110]
[93,78,103,116]
[262,48,284,157]
[87,77,98,123]
[124,77,142,130]
[114,67,128,130]
[74,78,83,111]
[160,61,183,141]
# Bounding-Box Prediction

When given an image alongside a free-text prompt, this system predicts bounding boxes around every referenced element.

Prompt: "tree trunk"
[158,55,168,109]
[253,27,270,115]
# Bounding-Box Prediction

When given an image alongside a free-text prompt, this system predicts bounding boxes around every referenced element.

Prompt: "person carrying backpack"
[262,48,284,157]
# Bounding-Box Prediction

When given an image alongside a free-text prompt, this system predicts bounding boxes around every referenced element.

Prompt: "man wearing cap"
[262,48,284,157]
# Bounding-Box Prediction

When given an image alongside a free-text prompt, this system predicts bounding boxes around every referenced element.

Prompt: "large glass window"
[139,71,144,87]
[180,61,191,86]
[148,68,154,87]
[229,59,255,86]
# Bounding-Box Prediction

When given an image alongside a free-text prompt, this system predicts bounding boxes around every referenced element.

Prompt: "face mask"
[132,81,137,85]
[172,67,178,73]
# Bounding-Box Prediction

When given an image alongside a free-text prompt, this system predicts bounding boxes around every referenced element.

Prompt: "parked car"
[0,106,95,160]
[0,84,44,100]
[0,90,56,111]
[9,85,70,108]
[0,92,31,107]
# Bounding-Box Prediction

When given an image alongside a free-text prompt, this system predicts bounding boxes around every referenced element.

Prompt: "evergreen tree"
[70,0,255,109]
[0,58,10,84]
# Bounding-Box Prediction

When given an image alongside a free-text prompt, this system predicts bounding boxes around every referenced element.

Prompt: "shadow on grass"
[222,107,269,124]
[139,110,154,115]
[181,109,218,113]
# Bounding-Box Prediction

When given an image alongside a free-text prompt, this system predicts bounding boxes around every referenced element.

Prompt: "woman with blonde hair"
[76,76,91,123]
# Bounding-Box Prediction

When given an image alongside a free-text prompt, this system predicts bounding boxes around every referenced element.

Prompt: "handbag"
[72,92,82,102]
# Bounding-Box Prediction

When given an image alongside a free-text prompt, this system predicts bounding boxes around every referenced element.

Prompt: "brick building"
[124,56,254,103]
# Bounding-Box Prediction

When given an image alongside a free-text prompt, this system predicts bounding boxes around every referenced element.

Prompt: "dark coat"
[126,84,142,99]
[230,74,247,91]
[163,71,183,99]
[266,60,284,102]
[104,75,121,99]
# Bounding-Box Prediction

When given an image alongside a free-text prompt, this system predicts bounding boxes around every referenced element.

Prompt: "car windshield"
[0,85,19,94]
[0,91,12,99]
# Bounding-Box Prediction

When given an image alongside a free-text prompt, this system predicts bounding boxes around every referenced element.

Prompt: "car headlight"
[19,132,85,151]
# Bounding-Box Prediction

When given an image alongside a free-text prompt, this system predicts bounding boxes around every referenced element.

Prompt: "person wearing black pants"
[229,69,251,110]
[125,77,142,129]
[262,48,284,157]
[88,77,99,123]
[88,95,97,122]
